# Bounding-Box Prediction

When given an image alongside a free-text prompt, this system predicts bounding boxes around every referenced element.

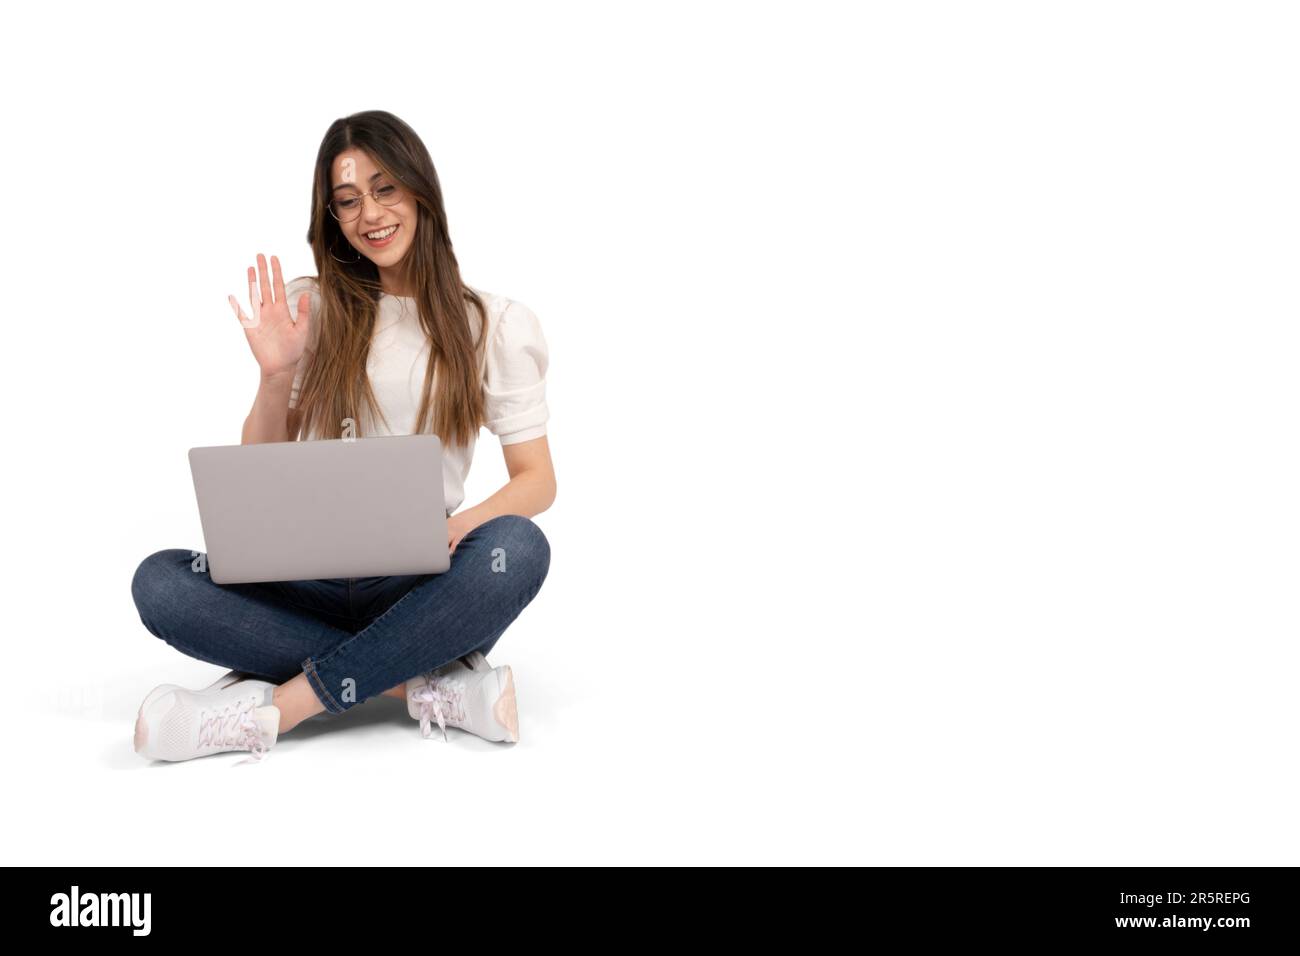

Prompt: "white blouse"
[281,276,549,515]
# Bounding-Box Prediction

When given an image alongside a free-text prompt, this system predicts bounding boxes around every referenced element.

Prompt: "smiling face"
[329,148,418,288]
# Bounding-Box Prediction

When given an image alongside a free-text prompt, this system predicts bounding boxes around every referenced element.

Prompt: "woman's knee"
[131,549,200,625]
[478,514,550,583]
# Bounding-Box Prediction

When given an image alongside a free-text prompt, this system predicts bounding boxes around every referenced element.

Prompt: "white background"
[1,0,1296,864]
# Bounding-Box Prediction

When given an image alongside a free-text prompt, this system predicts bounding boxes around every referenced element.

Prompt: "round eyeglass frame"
[328,179,405,222]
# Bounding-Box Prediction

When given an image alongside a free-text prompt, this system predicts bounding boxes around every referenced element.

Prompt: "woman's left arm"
[448,436,556,552]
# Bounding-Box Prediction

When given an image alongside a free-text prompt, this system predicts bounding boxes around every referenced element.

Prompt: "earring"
[329,236,362,263]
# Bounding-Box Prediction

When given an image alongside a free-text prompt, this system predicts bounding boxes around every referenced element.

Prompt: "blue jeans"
[130,514,551,714]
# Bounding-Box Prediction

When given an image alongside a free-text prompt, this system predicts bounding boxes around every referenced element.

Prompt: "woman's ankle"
[273,674,326,733]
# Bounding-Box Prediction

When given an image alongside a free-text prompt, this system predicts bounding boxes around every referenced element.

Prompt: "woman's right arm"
[228,253,313,445]
[241,371,296,444]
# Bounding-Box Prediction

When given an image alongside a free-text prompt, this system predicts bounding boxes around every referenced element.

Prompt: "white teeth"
[366,226,397,240]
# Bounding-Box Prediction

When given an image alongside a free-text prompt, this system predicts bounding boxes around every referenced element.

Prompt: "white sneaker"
[134,677,280,763]
[133,669,255,751]
[405,656,518,743]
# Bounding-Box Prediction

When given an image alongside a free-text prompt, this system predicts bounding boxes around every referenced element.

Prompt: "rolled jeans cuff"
[302,655,348,714]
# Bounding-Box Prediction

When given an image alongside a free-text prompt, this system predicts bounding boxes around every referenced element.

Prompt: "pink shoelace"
[410,673,467,742]
[198,699,269,763]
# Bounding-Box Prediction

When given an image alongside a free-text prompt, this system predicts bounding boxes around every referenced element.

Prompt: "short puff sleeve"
[482,299,549,444]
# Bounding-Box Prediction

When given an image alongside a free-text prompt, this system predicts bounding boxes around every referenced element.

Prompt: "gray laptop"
[188,434,451,585]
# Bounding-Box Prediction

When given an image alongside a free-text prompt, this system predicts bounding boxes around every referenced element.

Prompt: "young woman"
[129,110,555,762]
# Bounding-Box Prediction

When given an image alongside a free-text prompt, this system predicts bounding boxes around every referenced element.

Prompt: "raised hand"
[228,253,312,381]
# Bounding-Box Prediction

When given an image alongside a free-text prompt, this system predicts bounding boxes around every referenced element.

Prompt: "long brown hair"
[291,110,488,446]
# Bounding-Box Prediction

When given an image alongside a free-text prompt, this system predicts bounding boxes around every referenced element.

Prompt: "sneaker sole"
[464,652,518,743]
[492,666,519,743]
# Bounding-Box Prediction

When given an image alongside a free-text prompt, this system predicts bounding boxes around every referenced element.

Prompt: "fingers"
[295,292,311,336]
[246,265,262,326]
[256,253,272,313]
[227,294,255,329]
[270,254,285,305]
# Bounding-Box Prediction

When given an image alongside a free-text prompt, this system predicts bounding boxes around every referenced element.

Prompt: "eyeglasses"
[328,178,406,222]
